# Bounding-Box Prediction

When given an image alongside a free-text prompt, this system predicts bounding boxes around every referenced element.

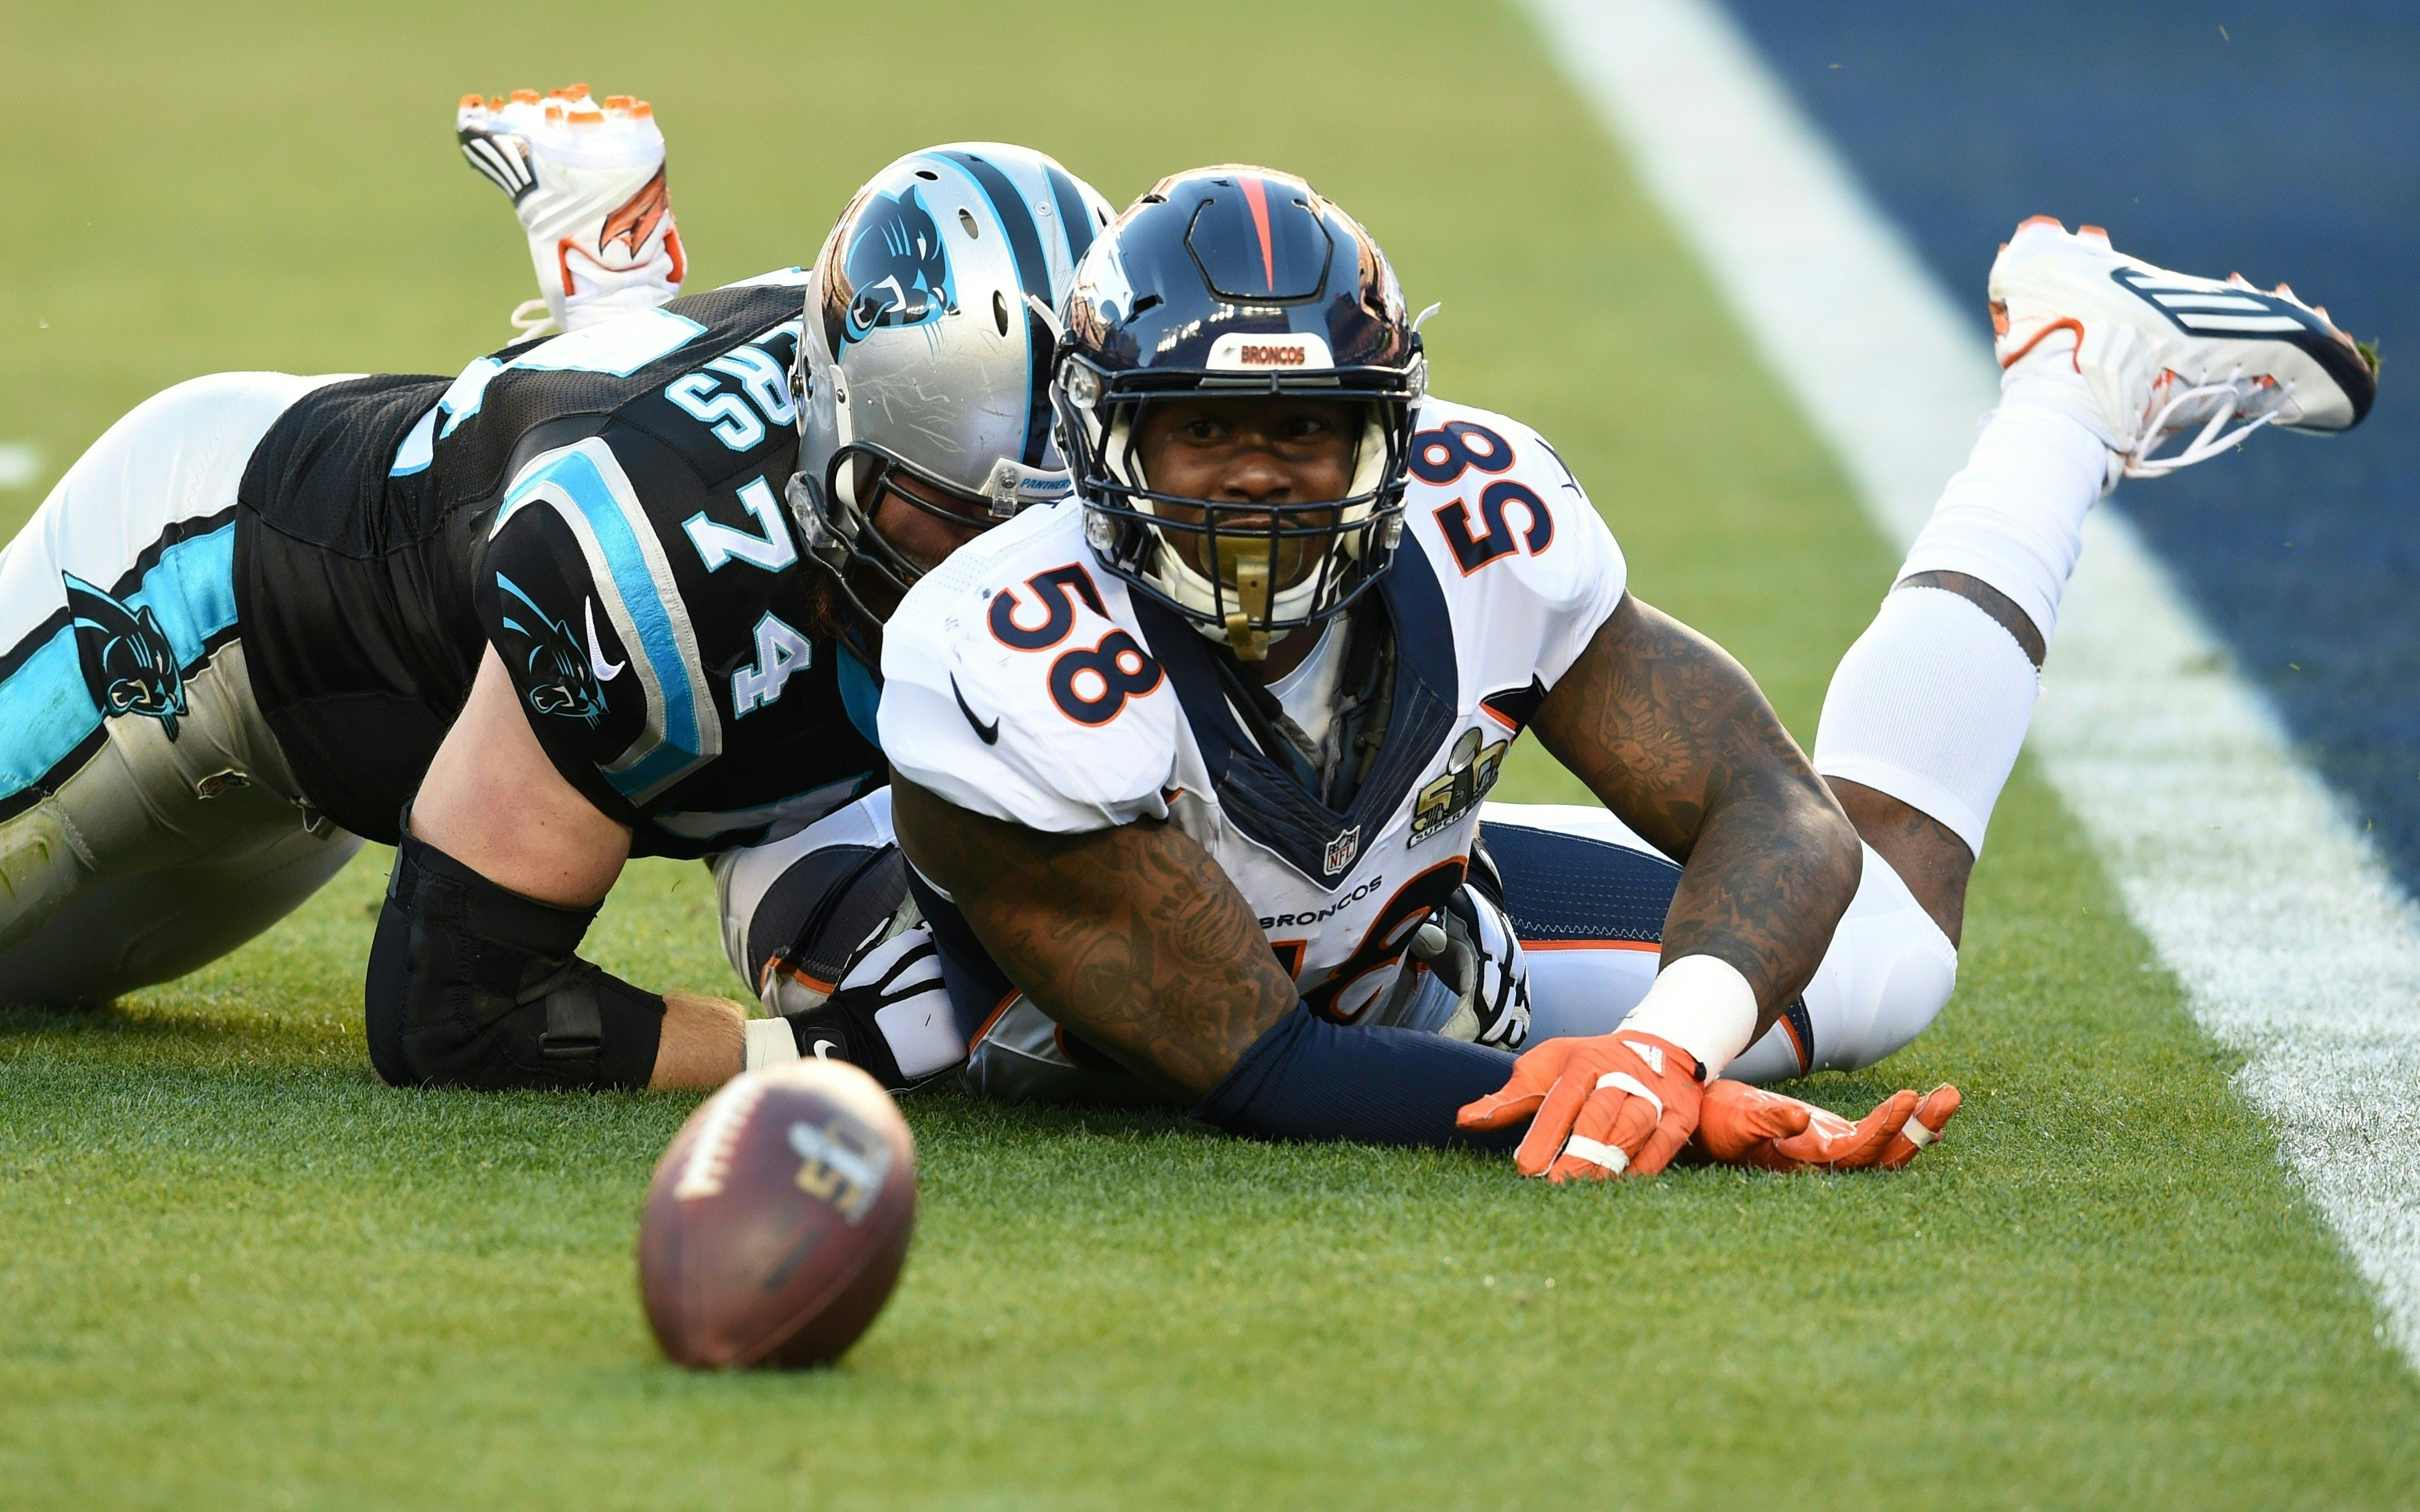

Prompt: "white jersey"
[880,397,1628,1024]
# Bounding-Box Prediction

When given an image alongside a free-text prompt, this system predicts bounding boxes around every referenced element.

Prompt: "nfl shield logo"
[1323,825,1362,877]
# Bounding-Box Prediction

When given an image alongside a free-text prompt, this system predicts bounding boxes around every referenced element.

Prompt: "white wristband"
[1616,955,1759,1077]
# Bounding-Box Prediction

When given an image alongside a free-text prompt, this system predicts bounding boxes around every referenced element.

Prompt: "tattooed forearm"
[1529,594,1862,1032]
[891,778,1298,1099]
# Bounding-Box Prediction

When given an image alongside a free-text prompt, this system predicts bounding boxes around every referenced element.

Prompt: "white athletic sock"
[1812,586,2038,857]
[1895,399,2112,643]
[1811,366,2115,856]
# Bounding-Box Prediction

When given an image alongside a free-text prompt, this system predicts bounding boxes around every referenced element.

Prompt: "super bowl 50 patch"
[1409,726,1506,846]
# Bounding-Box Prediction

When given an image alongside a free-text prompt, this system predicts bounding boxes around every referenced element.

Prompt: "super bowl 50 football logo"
[787,1115,895,1225]
[1408,726,1507,846]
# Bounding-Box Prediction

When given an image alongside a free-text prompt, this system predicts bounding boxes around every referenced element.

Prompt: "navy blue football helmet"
[1050,166,1426,658]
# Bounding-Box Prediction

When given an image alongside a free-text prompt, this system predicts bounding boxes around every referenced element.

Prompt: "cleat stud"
[2016,214,2066,234]
[460,92,484,109]
[632,100,653,118]
[2078,223,2110,243]
[604,94,633,109]
[2274,282,2296,300]
[510,88,540,104]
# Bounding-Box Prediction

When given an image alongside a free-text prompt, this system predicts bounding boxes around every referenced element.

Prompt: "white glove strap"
[1561,1136,1630,1175]
[1617,954,1759,1078]
[1593,1071,1662,1121]
[743,1018,801,1073]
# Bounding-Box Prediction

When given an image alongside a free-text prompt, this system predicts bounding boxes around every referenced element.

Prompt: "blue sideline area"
[1722,1,2420,890]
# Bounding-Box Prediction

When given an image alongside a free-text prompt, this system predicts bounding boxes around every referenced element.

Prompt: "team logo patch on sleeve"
[65,573,185,740]
[494,572,609,726]
[1408,726,1508,846]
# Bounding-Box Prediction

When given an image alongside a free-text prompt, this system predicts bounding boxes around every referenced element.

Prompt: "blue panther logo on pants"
[839,184,956,344]
[65,573,185,741]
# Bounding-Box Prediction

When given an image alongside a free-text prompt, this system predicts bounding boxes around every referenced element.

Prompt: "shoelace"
[2124,367,2290,478]
[509,298,558,339]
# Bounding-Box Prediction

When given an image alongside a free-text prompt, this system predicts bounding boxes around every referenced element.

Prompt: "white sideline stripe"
[1523,0,2420,1368]
[0,443,39,489]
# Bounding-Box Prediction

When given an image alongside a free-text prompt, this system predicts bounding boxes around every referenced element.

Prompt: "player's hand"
[1690,1079,1812,1161]
[1457,1030,1703,1180]
[1694,1080,1961,1171]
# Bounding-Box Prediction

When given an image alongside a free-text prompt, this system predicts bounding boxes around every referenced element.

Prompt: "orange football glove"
[1693,1081,1962,1172]
[1458,1030,1703,1180]
[1879,1085,1961,1169]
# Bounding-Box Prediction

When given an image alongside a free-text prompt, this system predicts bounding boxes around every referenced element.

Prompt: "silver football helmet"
[788,144,1114,661]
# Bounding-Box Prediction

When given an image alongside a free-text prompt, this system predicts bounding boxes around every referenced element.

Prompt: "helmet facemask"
[1060,363,1415,661]
[790,439,1014,667]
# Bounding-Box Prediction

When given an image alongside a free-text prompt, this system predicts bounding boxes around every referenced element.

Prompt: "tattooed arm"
[891,775,1298,1100]
[1528,593,1862,1034]
[890,592,1856,1113]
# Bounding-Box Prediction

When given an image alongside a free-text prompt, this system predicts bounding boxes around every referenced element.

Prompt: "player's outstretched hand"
[1458,1031,1704,1181]
[1694,1080,1961,1172]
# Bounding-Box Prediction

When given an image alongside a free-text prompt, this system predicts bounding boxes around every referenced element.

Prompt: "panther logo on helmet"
[834,184,957,346]
[65,572,186,740]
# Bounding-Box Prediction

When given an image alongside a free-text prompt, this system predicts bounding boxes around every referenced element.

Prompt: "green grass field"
[4,2,2419,1506]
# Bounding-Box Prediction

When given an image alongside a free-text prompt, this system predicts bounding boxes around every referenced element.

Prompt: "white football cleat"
[456,85,687,335]
[1989,215,2377,477]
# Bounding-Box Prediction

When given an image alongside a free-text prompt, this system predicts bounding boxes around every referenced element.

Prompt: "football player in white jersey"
[869,166,2376,1179]
[877,166,1898,1179]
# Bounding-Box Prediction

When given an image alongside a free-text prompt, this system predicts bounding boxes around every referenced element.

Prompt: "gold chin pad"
[1216,539,1273,663]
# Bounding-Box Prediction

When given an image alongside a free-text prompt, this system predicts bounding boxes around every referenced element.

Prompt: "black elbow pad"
[365,817,663,1090]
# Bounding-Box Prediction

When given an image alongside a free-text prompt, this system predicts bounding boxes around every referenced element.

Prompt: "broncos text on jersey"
[880,398,1628,1024]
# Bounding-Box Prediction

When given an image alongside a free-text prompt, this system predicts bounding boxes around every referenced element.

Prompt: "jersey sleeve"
[1508,426,1628,689]
[1407,404,1629,693]
[475,438,720,823]
[878,532,1178,833]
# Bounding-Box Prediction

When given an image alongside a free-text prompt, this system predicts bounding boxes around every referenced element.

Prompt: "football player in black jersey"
[0,128,1111,1097]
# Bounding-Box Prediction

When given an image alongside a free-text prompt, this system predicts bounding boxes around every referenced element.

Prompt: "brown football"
[637,1058,917,1368]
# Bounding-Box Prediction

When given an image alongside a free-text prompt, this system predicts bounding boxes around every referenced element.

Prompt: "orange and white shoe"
[456,84,687,335]
[1988,216,2376,478]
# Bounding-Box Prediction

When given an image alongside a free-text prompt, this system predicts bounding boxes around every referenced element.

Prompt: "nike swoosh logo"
[584,599,626,682]
[951,674,999,745]
[948,672,997,745]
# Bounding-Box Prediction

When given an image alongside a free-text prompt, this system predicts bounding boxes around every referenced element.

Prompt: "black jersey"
[235,276,882,856]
